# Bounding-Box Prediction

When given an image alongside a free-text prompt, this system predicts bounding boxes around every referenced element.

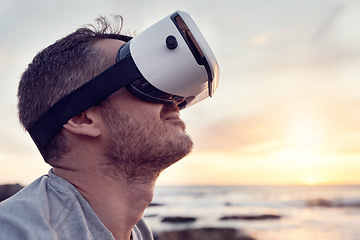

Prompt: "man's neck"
[52,164,155,240]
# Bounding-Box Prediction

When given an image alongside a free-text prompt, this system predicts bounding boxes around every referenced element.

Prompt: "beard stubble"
[100,101,193,183]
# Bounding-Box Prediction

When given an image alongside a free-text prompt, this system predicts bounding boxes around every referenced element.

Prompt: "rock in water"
[0,184,23,202]
[161,216,197,223]
[154,227,255,240]
[220,214,281,221]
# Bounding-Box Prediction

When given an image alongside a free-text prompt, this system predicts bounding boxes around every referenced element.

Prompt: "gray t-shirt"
[0,170,153,240]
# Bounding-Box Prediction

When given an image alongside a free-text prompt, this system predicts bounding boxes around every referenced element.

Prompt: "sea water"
[144,185,360,240]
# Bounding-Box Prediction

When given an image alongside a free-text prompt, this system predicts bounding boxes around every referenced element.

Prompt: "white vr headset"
[29,10,220,158]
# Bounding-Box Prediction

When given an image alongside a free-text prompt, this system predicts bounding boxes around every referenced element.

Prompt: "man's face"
[96,39,193,182]
[100,88,193,183]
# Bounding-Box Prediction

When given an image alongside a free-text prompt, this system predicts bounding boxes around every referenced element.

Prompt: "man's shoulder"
[0,171,118,239]
[0,174,55,239]
[0,171,72,209]
[0,171,87,238]
[0,174,50,210]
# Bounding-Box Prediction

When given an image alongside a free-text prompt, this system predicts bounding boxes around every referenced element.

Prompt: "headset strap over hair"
[29,55,142,158]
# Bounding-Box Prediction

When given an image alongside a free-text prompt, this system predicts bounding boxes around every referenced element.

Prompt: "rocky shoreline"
[306,198,360,208]
[148,213,282,240]
[153,227,255,240]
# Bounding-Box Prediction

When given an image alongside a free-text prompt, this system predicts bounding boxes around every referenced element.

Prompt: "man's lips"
[160,104,186,130]
[160,103,180,121]
[163,112,181,121]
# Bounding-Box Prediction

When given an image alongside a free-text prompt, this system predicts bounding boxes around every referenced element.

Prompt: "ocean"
[144,185,360,240]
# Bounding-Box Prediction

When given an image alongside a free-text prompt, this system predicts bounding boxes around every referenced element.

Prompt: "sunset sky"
[0,0,359,186]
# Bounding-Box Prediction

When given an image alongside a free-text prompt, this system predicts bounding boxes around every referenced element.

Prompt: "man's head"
[18,16,129,161]
[18,17,193,181]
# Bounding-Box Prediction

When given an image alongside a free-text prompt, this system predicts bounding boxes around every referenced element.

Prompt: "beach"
[145,185,360,240]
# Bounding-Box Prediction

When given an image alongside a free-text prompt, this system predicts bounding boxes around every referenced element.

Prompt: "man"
[0,17,194,239]
[0,11,219,240]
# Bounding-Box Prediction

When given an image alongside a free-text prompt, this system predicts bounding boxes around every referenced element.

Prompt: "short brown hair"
[18,16,129,163]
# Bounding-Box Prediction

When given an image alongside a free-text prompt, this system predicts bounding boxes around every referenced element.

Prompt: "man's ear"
[63,108,101,137]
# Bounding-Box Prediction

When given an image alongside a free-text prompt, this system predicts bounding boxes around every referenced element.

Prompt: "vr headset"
[29,10,220,158]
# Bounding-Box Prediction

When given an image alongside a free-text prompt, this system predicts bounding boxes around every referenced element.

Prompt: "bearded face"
[99,92,193,183]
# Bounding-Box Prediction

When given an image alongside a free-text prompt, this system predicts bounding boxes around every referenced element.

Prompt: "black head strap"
[29,54,142,158]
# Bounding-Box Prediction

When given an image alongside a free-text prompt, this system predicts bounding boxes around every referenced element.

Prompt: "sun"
[301,176,320,185]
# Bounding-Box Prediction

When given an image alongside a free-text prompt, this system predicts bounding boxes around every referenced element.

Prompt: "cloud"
[0,53,23,72]
[193,103,288,156]
[193,92,360,159]
[311,1,360,51]
[249,31,275,47]
[312,3,347,42]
